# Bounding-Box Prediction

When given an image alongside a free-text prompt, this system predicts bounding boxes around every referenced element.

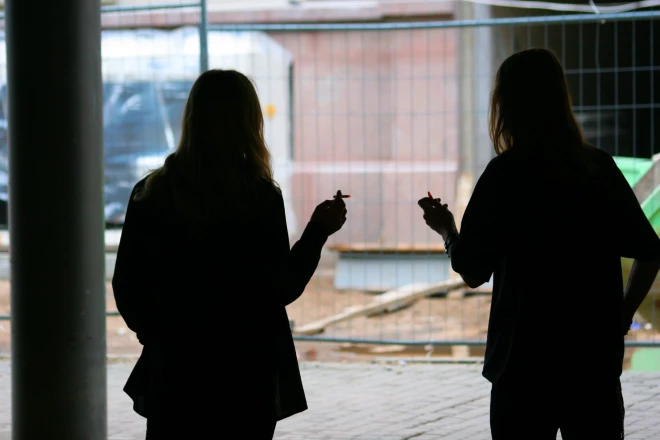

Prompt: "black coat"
[447,147,660,385]
[112,176,328,422]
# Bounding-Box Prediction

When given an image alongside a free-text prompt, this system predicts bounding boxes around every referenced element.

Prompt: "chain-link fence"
[205,11,660,358]
[0,5,657,366]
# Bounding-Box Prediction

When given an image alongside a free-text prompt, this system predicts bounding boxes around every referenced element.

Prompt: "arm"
[274,192,329,306]
[111,184,153,340]
[461,273,487,290]
[443,232,486,288]
[446,160,502,288]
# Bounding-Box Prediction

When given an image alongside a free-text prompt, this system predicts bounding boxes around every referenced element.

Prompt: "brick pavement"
[0,360,657,439]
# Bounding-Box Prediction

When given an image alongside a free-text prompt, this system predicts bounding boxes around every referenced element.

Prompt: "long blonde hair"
[135,69,275,219]
[489,48,586,156]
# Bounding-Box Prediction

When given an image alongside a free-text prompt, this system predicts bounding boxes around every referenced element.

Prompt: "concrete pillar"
[6,0,107,438]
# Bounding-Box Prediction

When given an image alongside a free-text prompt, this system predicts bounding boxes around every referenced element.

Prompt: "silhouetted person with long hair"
[112,69,348,439]
[419,48,660,439]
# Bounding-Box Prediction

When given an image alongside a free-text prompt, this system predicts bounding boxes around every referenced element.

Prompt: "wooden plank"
[293,279,467,335]
[451,345,470,358]
[328,243,446,254]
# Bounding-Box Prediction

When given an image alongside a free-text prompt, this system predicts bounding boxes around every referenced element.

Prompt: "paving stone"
[0,361,657,439]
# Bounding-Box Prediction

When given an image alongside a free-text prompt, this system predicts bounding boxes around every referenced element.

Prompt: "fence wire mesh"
[206,12,660,355]
[0,4,658,363]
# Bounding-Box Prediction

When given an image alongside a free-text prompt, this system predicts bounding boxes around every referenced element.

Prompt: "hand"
[418,195,457,240]
[310,190,348,236]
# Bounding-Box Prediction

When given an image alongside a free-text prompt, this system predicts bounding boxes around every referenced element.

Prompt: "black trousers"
[141,364,278,439]
[145,415,277,439]
[490,378,625,440]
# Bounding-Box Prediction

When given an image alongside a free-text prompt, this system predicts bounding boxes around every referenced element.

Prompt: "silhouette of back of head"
[176,70,272,177]
[136,69,275,219]
[490,48,584,155]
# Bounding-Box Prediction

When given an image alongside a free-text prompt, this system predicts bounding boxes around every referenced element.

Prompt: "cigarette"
[428,191,433,198]
[333,194,350,199]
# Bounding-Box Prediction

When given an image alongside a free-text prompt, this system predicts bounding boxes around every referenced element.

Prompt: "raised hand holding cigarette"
[310,190,349,236]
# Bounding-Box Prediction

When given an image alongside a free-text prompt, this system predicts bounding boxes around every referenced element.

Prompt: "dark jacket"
[448,146,660,385]
[112,176,328,421]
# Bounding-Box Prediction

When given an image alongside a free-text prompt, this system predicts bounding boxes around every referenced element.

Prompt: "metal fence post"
[199,0,209,73]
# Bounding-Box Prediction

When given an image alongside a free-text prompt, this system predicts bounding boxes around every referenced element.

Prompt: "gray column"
[6,0,107,438]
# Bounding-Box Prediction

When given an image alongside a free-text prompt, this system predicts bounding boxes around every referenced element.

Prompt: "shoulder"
[129,176,156,206]
[256,178,283,202]
[131,177,148,198]
[481,150,516,177]
[578,145,624,180]
[577,143,609,161]
[129,173,171,214]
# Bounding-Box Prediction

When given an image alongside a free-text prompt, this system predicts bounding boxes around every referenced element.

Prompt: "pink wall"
[270,28,460,248]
